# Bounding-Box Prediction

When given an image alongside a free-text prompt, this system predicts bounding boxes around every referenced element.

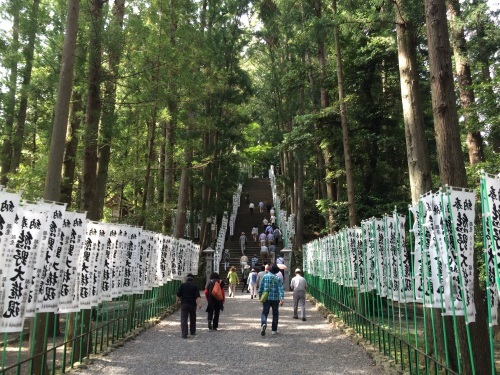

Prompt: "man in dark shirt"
[176,274,202,338]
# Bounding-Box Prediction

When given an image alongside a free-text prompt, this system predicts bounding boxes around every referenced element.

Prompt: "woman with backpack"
[205,272,225,331]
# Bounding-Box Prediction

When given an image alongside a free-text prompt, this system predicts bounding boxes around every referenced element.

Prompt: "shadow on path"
[73,291,383,375]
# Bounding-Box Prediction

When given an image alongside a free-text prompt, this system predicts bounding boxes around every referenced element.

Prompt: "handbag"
[259,277,275,303]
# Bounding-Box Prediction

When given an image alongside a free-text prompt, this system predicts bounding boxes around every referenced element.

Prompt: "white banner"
[37,203,68,313]
[444,187,476,323]
[58,213,87,313]
[410,205,423,302]
[421,193,443,308]
[0,208,46,333]
[483,174,500,325]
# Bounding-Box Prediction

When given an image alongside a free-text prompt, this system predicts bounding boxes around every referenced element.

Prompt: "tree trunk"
[162,102,176,234]
[333,0,357,227]
[447,0,484,165]
[199,132,211,249]
[394,2,432,204]
[96,0,126,219]
[425,0,491,372]
[295,156,304,252]
[140,114,157,227]
[174,117,193,239]
[10,0,40,173]
[82,0,105,221]
[159,119,166,204]
[61,90,83,206]
[1,1,20,186]
[32,1,80,373]
[474,7,499,153]
[394,1,446,366]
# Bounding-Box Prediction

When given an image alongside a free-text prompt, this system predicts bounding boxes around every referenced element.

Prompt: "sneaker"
[261,324,267,336]
[302,318,306,321]
[271,331,277,335]
[182,335,187,339]
[208,321,213,330]
[293,316,298,319]
[190,332,196,336]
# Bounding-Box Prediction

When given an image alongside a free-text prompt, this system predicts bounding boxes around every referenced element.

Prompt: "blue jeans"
[261,300,280,332]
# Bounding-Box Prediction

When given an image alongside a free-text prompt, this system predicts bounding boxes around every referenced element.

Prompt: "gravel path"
[73,291,384,375]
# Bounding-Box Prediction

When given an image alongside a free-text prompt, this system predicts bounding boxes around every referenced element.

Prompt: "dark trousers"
[241,278,248,292]
[207,304,221,329]
[180,303,197,337]
[261,300,280,332]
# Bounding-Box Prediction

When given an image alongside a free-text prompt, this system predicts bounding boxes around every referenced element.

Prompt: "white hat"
[244,265,250,269]
[295,268,302,273]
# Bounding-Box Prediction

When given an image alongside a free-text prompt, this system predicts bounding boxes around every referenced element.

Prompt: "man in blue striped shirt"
[258,265,285,336]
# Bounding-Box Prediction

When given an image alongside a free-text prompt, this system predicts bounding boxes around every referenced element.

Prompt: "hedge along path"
[72,291,384,375]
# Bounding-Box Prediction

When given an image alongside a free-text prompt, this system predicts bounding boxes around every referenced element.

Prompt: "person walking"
[227,266,239,297]
[176,274,202,338]
[251,224,259,243]
[249,202,255,214]
[248,268,258,299]
[260,245,269,262]
[205,272,225,330]
[222,248,230,271]
[266,231,274,247]
[258,265,284,336]
[240,254,249,274]
[268,244,276,264]
[239,232,248,254]
[259,232,267,247]
[241,265,250,293]
[290,268,308,321]
[273,227,282,246]
[256,265,268,290]
[262,217,269,232]
[250,254,259,269]
[258,201,264,213]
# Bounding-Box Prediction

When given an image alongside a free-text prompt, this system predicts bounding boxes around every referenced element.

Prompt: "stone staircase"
[217,178,282,283]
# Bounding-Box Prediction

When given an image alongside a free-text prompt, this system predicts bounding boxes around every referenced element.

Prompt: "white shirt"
[290,275,308,292]
[276,272,283,283]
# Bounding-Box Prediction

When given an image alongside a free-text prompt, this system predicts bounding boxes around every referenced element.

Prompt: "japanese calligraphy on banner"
[410,205,423,302]
[0,208,46,332]
[58,213,86,313]
[0,191,22,296]
[91,223,108,306]
[0,192,206,334]
[444,188,476,322]
[79,222,98,309]
[360,220,377,292]
[482,173,500,325]
[421,193,443,308]
[37,203,68,313]
[374,219,387,297]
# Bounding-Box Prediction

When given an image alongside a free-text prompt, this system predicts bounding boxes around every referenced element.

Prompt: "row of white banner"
[0,190,199,333]
[304,185,481,324]
[269,166,294,247]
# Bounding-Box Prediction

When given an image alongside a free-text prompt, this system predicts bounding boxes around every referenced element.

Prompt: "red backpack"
[211,280,224,301]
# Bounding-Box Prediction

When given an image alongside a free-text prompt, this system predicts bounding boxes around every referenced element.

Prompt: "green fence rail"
[302,172,500,375]
[0,281,179,375]
[305,275,460,375]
